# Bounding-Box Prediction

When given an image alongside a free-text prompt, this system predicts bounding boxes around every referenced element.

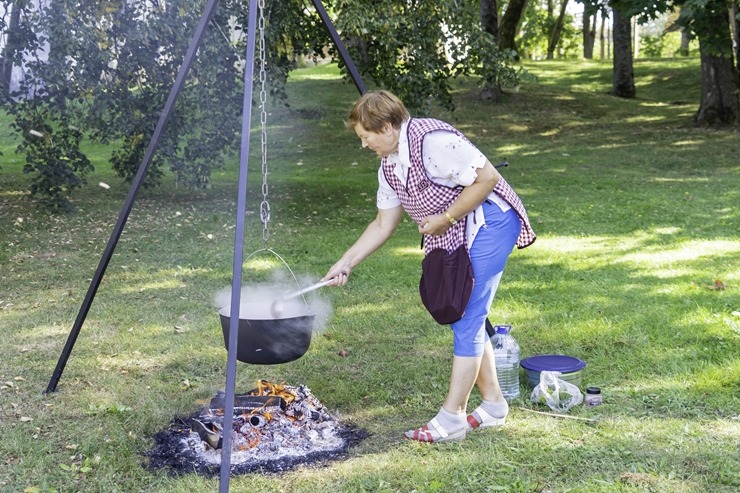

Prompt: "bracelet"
[444,211,458,225]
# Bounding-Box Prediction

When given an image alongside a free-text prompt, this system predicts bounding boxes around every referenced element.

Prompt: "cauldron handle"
[243,248,312,312]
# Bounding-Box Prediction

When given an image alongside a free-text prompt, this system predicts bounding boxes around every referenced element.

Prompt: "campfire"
[145,380,368,476]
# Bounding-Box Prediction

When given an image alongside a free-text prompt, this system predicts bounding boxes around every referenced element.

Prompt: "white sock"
[478,399,509,419]
[434,407,466,430]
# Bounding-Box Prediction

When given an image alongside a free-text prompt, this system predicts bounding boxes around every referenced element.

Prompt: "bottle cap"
[586,387,601,395]
[494,325,512,334]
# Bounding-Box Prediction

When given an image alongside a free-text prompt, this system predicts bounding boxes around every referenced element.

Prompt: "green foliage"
[459,34,528,94]
[678,0,737,57]
[109,132,162,189]
[641,35,664,58]
[519,0,582,60]
[332,0,455,113]
[2,0,527,206]
[8,102,92,211]
[79,0,245,189]
[640,32,692,58]
[332,0,524,112]
[2,0,331,206]
[518,2,553,60]
[610,0,672,19]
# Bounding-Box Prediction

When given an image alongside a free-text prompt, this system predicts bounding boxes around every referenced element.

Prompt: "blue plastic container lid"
[520,354,586,372]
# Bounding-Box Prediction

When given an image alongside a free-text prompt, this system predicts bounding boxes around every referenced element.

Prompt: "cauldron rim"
[218,300,312,321]
[218,301,314,364]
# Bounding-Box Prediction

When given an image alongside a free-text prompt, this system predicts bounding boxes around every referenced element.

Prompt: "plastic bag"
[530,370,583,412]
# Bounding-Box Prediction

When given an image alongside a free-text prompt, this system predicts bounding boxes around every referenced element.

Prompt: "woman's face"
[353,122,399,157]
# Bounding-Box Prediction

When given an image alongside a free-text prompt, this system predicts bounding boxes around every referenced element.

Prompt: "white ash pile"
[145,380,368,476]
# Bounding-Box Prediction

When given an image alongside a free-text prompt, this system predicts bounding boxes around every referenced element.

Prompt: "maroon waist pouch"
[419,245,474,325]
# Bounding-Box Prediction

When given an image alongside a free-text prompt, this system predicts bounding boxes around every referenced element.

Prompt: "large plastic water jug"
[491,325,520,400]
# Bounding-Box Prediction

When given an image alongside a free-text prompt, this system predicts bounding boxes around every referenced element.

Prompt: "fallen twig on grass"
[518,407,599,424]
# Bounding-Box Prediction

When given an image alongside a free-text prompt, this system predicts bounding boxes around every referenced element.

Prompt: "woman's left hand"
[418,213,451,236]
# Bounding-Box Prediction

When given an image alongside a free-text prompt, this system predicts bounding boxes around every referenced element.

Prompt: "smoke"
[213,270,334,333]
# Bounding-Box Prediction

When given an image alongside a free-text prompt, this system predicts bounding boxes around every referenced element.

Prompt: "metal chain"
[258,0,270,243]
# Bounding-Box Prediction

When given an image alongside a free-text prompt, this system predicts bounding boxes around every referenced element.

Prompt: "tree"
[3,0,526,210]
[1,0,96,210]
[2,0,331,209]
[609,0,738,125]
[579,0,606,58]
[679,0,738,125]
[499,0,530,57]
[546,0,571,59]
[480,0,514,100]
[583,7,596,58]
[332,0,522,109]
[600,8,610,58]
[733,4,740,80]
[611,4,635,98]
[480,0,500,43]
[0,0,22,100]
[97,0,249,189]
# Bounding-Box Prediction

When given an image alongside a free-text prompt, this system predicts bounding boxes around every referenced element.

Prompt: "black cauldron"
[219,301,314,365]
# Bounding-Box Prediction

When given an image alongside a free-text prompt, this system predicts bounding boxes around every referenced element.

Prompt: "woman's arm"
[418,160,500,237]
[324,205,404,286]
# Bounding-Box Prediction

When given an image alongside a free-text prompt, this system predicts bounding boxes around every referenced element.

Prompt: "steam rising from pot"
[213,272,333,333]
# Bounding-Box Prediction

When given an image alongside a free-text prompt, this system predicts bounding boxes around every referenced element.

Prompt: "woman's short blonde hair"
[346,90,410,133]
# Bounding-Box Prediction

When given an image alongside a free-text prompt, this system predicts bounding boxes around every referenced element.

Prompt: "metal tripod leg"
[310,0,367,94]
[219,0,257,488]
[43,0,367,490]
[45,0,221,394]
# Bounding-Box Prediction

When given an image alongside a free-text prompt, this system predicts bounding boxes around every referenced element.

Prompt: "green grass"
[1,58,738,493]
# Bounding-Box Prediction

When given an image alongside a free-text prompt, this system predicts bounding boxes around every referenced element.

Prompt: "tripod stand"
[44,0,366,490]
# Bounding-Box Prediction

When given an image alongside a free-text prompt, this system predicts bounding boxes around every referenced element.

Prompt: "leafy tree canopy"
[2,0,521,210]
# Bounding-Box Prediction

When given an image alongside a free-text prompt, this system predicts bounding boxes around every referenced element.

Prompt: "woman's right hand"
[323,262,351,287]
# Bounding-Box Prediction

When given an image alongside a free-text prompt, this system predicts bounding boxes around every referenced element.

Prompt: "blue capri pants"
[450,201,521,357]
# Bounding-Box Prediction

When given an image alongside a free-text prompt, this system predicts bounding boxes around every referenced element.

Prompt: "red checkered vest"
[382,118,466,255]
[382,118,536,253]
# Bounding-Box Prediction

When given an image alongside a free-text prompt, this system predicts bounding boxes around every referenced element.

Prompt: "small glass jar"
[585,387,603,406]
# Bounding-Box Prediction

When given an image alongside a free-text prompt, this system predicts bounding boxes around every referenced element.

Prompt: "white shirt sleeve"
[375,128,509,214]
[376,163,401,209]
[421,130,487,187]
[422,130,510,213]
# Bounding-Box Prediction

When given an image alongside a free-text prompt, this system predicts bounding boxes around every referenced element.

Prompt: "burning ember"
[145,380,368,476]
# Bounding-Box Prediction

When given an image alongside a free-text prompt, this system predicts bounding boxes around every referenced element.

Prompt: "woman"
[324,90,535,443]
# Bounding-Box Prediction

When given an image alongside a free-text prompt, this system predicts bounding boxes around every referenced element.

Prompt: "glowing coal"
[145,380,368,476]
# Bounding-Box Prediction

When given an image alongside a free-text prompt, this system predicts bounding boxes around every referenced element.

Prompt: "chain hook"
[258,0,269,243]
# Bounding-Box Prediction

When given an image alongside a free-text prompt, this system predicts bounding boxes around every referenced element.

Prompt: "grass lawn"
[1,57,738,493]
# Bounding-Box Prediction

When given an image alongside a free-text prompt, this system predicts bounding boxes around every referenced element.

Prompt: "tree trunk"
[633,17,640,59]
[480,0,500,45]
[611,7,635,98]
[1,2,22,100]
[547,0,569,60]
[696,51,738,125]
[583,9,596,59]
[479,0,502,101]
[679,27,691,56]
[606,13,612,59]
[694,3,738,125]
[732,4,739,86]
[599,13,606,59]
[499,0,529,58]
